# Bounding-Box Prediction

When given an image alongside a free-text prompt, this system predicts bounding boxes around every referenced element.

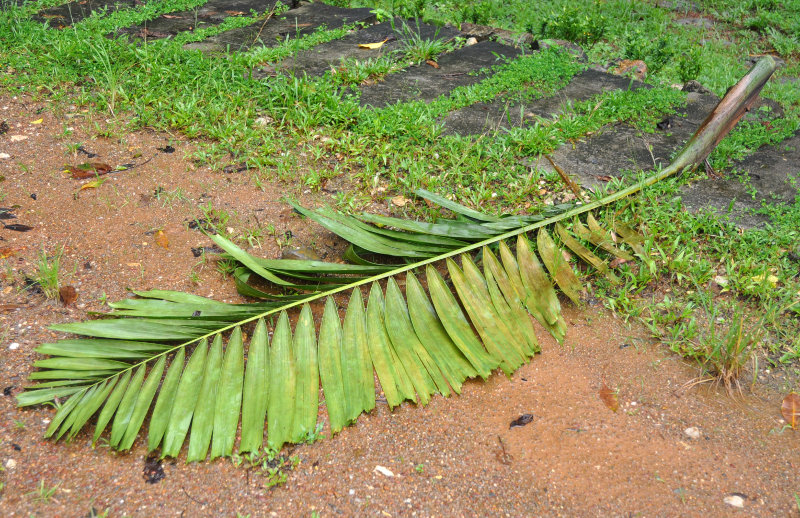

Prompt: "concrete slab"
[1,0,27,10]
[118,0,289,40]
[359,41,520,108]
[283,18,461,77]
[183,2,375,53]
[681,132,800,228]
[526,90,719,186]
[441,68,649,136]
[35,0,139,28]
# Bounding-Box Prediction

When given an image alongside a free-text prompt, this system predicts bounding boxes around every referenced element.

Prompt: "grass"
[26,480,60,504]
[1,0,799,386]
[32,248,64,300]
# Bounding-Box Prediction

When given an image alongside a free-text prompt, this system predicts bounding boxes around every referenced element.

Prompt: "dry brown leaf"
[59,285,78,306]
[31,118,43,125]
[425,59,440,69]
[358,38,388,50]
[0,245,25,259]
[155,230,169,249]
[781,392,800,429]
[599,382,619,412]
[66,162,113,179]
[161,14,182,18]
[224,10,245,15]
[391,195,410,207]
[609,257,628,269]
[78,178,106,191]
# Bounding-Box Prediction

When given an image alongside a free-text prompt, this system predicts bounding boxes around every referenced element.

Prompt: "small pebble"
[724,495,745,508]
[8,342,19,350]
[465,37,478,46]
[374,465,394,477]
[0,152,10,159]
[684,426,701,440]
[5,458,16,469]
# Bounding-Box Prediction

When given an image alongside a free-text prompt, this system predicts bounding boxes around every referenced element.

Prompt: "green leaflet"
[162,341,207,457]
[119,356,166,450]
[425,265,497,378]
[341,288,375,421]
[109,365,147,448]
[292,305,318,442]
[210,327,244,459]
[384,278,443,403]
[240,319,269,453]
[482,249,539,357]
[556,223,620,284]
[513,236,567,342]
[148,348,186,452]
[187,334,223,462]
[319,297,347,433]
[366,283,416,408]
[92,370,132,446]
[406,271,478,393]
[537,228,583,305]
[448,257,524,375]
[267,312,296,451]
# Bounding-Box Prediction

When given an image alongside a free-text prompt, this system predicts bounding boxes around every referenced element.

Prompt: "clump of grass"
[680,305,763,396]
[33,247,63,300]
[399,22,454,64]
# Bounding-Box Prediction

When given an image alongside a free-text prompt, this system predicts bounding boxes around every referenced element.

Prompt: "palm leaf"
[17,57,778,459]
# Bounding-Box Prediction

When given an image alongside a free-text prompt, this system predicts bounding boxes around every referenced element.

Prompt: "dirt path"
[1,96,799,517]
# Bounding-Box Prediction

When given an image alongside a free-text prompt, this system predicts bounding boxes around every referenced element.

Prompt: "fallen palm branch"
[17,57,777,459]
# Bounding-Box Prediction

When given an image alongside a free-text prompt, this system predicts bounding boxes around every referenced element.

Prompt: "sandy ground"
[1,94,799,517]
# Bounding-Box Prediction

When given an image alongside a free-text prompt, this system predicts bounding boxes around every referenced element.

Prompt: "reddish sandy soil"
[1,94,799,517]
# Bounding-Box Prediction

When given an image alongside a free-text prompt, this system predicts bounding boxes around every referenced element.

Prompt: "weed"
[32,247,64,300]
[154,186,190,208]
[622,28,674,74]
[537,5,606,46]
[216,258,238,277]
[230,447,300,489]
[13,419,25,430]
[27,480,60,504]
[399,22,453,64]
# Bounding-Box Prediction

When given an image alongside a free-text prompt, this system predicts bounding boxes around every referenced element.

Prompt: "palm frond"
[17,56,778,460]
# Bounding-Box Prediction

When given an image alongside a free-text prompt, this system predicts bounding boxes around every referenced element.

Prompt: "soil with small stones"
[1,95,799,517]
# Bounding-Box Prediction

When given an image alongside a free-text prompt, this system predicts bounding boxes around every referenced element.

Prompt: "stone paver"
[35,0,139,27]
[183,2,375,52]
[359,40,520,107]
[681,131,800,228]
[118,0,289,40]
[284,18,460,77]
